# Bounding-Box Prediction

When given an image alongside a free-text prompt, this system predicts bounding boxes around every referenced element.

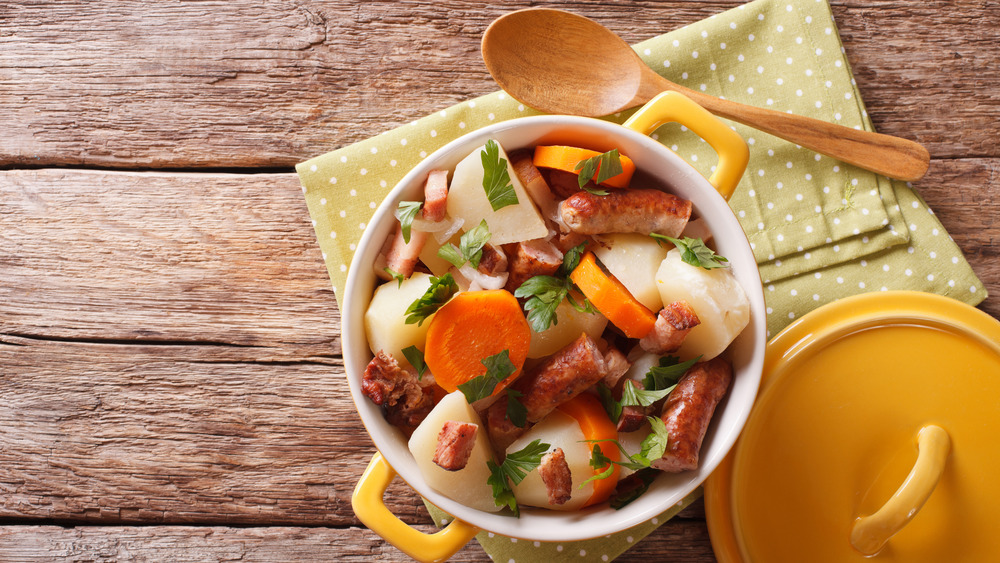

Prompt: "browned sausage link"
[639,300,702,355]
[503,238,563,292]
[651,357,732,472]
[559,189,692,237]
[515,333,609,423]
[432,421,478,471]
[538,448,573,506]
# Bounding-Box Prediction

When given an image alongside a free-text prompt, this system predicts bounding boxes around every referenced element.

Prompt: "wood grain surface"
[2,0,998,561]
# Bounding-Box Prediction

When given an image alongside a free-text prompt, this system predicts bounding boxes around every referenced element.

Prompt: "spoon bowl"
[482,8,930,181]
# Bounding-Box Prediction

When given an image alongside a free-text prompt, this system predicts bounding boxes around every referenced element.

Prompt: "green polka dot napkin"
[296,0,985,559]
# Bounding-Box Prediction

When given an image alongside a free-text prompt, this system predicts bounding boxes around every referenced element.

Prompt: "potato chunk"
[527,297,608,359]
[446,141,548,245]
[408,392,501,513]
[364,273,437,367]
[508,410,594,511]
[655,249,749,361]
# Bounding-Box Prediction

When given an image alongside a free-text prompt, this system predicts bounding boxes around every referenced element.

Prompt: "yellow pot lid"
[705,291,1000,562]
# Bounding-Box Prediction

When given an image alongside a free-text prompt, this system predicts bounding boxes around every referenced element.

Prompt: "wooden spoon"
[482,8,929,182]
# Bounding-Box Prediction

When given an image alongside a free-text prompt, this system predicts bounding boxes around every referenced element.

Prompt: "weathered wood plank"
[1,169,338,353]
[0,519,716,562]
[1,0,996,169]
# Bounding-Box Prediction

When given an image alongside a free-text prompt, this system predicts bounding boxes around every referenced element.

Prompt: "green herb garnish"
[383,266,405,287]
[505,388,528,428]
[575,149,624,189]
[401,345,427,380]
[583,416,670,483]
[394,201,423,244]
[609,467,660,510]
[456,349,517,403]
[651,235,729,269]
[513,243,592,333]
[404,273,458,326]
[482,139,518,211]
[437,219,491,269]
[643,355,700,390]
[621,381,676,408]
[486,439,550,516]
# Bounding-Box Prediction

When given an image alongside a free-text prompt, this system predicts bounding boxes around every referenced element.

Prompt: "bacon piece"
[545,169,587,198]
[602,347,631,390]
[510,151,558,221]
[538,448,573,506]
[639,301,701,354]
[560,189,692,237]
[552,231,589,254]
[503,238,563,292]
[362,351,434,435]
[617,404,647,432]
[375,222,429,281]
[652,357,732,472]
[422,170,449,222]
[477,243,508,276]
[432,421,478,471]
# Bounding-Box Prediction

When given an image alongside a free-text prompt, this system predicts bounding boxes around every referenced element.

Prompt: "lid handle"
[850,424,951,556]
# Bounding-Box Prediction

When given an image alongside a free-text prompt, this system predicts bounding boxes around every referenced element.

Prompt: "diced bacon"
[432,421,478,471]
[362,351,433,435]
[484,395,527,459]
[602,347,631,390]
[376,222,429,280]
[478,244,508,276]
[510,150,559,221]
[639,301,701,354]
[545,169,587,198]
[503,238,564,292]
[617,404,647,433]
[538,448,573,505]
[552,231,589,254]
[422,170,449,222]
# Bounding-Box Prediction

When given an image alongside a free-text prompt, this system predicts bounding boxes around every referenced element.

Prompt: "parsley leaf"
[609,467,659,510]
[401,345,426,380]
[558,242,588,276]
[515,275,570,333]
[383,266,405,287]
[438,219,491,269]
[597,383,623,423]
[584,416,671,476]
[575,149,624,189]
[486,439,550,516]
[404,273,458,326]
[654,235,730,269]
[505,388,528,428]
[482,140,519,211]
[514,242,593,333]
[456,349,517,403]
[643,355,700,390]
[394,201,423,244]
[621,381,676,408]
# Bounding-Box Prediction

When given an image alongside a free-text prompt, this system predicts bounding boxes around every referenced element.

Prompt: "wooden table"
[2,1,997,560]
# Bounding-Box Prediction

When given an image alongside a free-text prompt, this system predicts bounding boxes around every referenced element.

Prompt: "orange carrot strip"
[569,252,657,339]
[557,393,620,507]
[532,145,636,189]
[423,290,531,395]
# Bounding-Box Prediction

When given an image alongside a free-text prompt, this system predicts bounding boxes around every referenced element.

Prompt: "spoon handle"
[639,74,929,181]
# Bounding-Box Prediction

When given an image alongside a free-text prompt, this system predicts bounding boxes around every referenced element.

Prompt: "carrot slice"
[569,252,656,339]
[557,393,620,507]
[532,145,636,189]
[423,290,531,395]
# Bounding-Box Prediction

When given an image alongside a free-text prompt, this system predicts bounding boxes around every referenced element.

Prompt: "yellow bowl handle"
[352,453,480,563]
[850,425,951,556]
[623,91,749,201]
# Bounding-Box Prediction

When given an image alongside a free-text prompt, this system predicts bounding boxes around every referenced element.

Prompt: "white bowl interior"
[342,115,766,542]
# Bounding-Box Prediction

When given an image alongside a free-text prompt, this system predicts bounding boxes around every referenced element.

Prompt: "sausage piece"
[485,334,619,456]
[651,357,732,472]
[639,301,701,354]
[432,421,478,471]
[560,189,692,237]
[538,448,573,506]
